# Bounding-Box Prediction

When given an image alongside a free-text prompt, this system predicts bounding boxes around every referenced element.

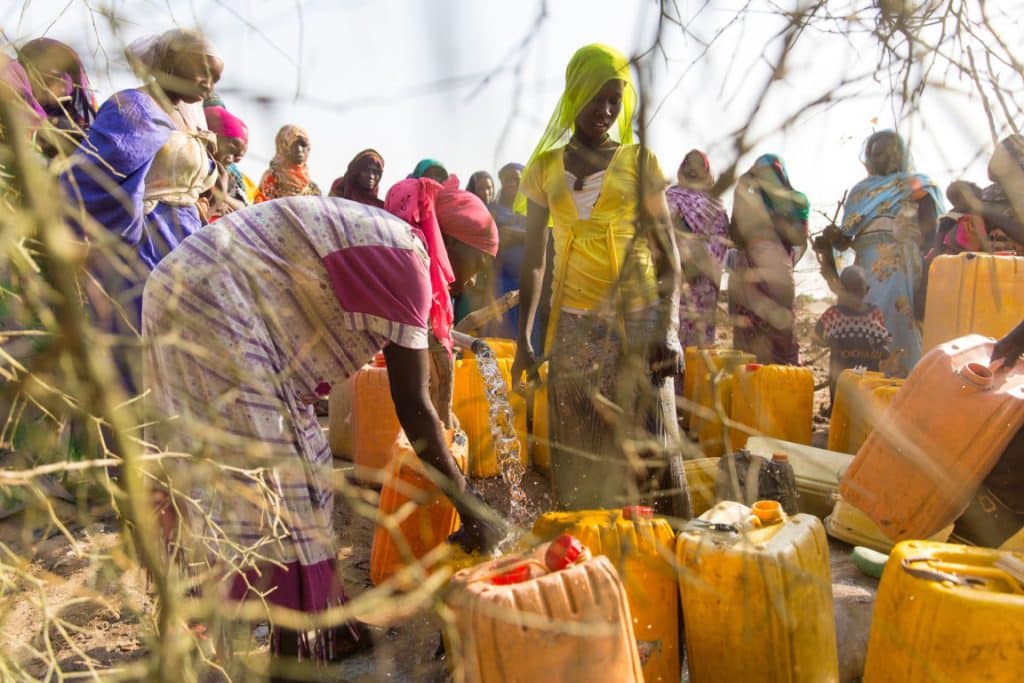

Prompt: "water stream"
[469,340,531,530]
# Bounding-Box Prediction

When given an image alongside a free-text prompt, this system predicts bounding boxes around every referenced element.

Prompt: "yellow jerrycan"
[369,430,467,586]
[327,375,354,459]
[677,500,839,682]
[462,337,516,360]
[445,535,644,683]
[827,370,903,454]
[532,507,680,683]
[685,347,756,457]
[864,540,1024,682]
[684,457,720,517]
[453,356,529,477]
[840,335,1024,542]
[846,383,902,455]
[729,363,814,450]
[922,252,1024,352]
[351,355,402,484]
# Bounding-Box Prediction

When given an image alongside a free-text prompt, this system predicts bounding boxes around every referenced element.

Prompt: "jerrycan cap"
[490,564,531,585]
[752,500,784,525]
[545,534,585,571]
[771,452,789,463]
[745,363,763,372]
[372,352,387,368]
[622,505,654,521]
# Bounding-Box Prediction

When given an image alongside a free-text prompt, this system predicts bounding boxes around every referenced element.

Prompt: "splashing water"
[471,340,530,529]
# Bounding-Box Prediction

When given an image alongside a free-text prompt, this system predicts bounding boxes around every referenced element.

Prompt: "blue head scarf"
[840,130,945,238]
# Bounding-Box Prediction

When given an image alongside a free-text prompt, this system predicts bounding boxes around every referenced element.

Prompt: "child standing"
[815,266,893,405]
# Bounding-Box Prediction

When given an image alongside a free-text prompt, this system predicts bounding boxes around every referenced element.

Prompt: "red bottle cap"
[771,452,789,463]
[622,505,654,521]
[373,352,387,368]
[490,564,531,585]
[315,381,332,397]
[745,363,763,372]
[544,534,585,571]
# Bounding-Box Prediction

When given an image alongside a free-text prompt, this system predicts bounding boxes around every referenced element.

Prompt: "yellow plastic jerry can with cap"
[846,383,902,455]
[864,540,1024,682]
[327,374,354,459]
[445,536,644,683]
[677,501,839,682]
[840,335,1024,543]
[684,457,720,517]
[729,363,814,450]
[453,356,529,477]
[369,430,467,586]
[922,252,1024,352]
[351,356,402,484]
[685,347,756,457]
[462,337,516,360]
[532,507,679,683]
[827,370,904,454]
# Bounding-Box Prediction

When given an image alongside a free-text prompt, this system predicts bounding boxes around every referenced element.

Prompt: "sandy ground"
[0,296,862,682]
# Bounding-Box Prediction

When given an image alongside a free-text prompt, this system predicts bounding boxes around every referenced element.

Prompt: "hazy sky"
[4,0,1020,293]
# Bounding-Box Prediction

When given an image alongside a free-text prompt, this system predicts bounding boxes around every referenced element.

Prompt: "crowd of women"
[4,27,1024,679]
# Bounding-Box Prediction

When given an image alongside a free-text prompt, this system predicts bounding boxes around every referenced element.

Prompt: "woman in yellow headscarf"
[512,44,690,517]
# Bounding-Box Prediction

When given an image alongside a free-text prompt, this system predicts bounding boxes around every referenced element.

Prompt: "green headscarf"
[410,158,446,179]
[515,44,636,213]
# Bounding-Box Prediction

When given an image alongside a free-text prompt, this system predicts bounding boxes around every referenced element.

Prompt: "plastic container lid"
[544,534,585,571]
[771,452,789,463]
[752,500,783,525]
[490,564,531,585]
[622,505,654,521]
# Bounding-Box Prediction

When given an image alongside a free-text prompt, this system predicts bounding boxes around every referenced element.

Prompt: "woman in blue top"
[833,130,943,373]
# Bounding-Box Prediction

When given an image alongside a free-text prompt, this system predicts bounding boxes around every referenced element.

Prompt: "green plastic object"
[851,545,889,579]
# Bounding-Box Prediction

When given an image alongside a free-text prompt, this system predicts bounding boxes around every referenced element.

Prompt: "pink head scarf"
[436,187,499,257]
[385,177,455,352]
[204,105,248,144]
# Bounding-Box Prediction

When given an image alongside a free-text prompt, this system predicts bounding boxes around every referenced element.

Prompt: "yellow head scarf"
[515,44,636,214]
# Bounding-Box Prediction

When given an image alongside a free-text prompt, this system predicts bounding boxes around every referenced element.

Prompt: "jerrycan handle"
[901,557,988,588]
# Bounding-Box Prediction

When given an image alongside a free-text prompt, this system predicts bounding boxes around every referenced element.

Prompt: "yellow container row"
[683,347,815,457]
[470,503,841,683]
[446,511,1024,683]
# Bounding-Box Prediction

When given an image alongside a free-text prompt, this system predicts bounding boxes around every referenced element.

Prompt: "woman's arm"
[511,200,549,385]
[916,194,938,248]
[382,343,504,551]
[646,192,681,318]
[978,202,1024,244]
[643,189,682,379]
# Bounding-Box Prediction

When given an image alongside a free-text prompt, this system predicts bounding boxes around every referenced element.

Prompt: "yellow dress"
[520,143,664,342]
[520,143,688,514]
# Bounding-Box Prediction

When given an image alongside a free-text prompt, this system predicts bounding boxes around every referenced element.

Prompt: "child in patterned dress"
[815,265,893,406]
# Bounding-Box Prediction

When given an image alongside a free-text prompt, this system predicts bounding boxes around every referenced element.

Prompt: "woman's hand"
[992,319,1024,367]
[511,342,540,396]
